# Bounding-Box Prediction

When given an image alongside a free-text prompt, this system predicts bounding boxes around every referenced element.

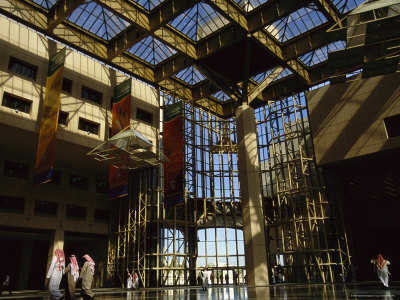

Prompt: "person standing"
[133,272,139,289]
[46,249,65,300]
[201,268,208,291]
[210,271,215,286]
[0,274,11,295]
[225,272,229,285]
[64,255,79,300]
[371,254,391,288]
[80,254,95,300]
[127,272,133,289]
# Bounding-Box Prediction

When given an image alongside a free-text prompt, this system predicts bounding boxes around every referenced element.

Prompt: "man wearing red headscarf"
[64,255,79,300]
[80,254,95,300]
[46,249,65,299]
[371,254,391,288]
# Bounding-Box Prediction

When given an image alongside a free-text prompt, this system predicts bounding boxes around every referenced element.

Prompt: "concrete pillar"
[235,103,269,286]
[46,229,64,283]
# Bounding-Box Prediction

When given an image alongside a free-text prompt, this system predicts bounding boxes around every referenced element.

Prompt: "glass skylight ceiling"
[212,90,230,102]
[265,4,328,43]
[332,0,365,14]
[299,41,346,66]
[128,36,177,65]
[31,0,56,9]
[234,0,270,13]
[174,66,206,85]
[131,0,166,11]
[67,1,129,41]
[169,2,229,41]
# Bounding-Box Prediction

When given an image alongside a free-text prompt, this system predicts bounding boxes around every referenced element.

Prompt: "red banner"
[164,102,184,207]
[109,79,131,199]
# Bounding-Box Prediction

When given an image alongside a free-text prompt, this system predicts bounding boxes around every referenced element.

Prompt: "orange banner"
[34,48,65,185]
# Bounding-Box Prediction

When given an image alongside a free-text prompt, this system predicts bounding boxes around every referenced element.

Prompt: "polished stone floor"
[1,282,399,300]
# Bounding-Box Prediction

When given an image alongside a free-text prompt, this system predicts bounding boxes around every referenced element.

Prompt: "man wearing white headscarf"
[64,255,79,300]
[371,254,391,288]
[80,254,95,300]
[46,249,65,300]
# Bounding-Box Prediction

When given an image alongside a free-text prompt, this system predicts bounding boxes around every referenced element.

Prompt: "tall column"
[46,229,64,282]
[235,103,269,286]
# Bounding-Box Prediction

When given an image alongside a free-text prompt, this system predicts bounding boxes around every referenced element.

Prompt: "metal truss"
[0,0,370,117]
[256,94,351,283]
[107,168,159,287]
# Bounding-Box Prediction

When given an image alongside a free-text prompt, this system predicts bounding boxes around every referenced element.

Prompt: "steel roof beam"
[247,0,311,33]
[248,66,284,104]
[47,0,84,31]
[154,54,194,82]
[314,0,342,24]
[94,0,150,30]
[282,23,346,60]
[0,0,47,29]
[149,0,200,29]
[253,31,311,84]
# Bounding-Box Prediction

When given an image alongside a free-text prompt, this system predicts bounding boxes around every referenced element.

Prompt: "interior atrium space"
[0,0,399,295]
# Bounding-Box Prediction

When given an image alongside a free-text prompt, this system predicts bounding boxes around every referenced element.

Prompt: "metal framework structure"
[0,0,379,118]
[107,94,246,287]
[5,0,398,287]
[256,93,351,283]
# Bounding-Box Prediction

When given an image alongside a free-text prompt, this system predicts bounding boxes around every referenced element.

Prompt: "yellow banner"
[34,48,65,185]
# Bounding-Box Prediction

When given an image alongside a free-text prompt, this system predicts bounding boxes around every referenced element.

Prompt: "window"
[81,85,102,104]
[96,179,108,194]
[3,160,30,179]
[69,174,89,190]
[58,111,69,125]
[2,93,31,114]
[66,204,86,220]
[62,78,73,94]
[0,195,25,213]
[78,118,99,135]
[384,114,400,138]
[94,209,110,223]
[8,56,38,80]
[35,200,58,217]
[137,108,153,124]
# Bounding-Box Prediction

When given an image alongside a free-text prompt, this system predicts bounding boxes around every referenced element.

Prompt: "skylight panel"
[234,0,270,12]
[265,4,328,43]
[131,0,166,11]
[128,36,177,65]
[67,2,129,41]
[212,90,230,102]
[169,2,229,41]
[30,0,56,9]
[299,41,346,66]
[175,66,206,85]
[332,0,365,14]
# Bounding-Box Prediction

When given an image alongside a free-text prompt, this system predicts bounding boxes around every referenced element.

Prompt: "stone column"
[235,103,269,286]
[45,229,64,283]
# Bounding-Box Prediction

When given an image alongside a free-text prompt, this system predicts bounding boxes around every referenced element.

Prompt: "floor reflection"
[2,282,399,300]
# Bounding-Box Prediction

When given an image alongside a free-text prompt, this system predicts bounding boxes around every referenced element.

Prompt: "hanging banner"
[164,102,184,207]
[34,48,66,185]
[109,78,131,199]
